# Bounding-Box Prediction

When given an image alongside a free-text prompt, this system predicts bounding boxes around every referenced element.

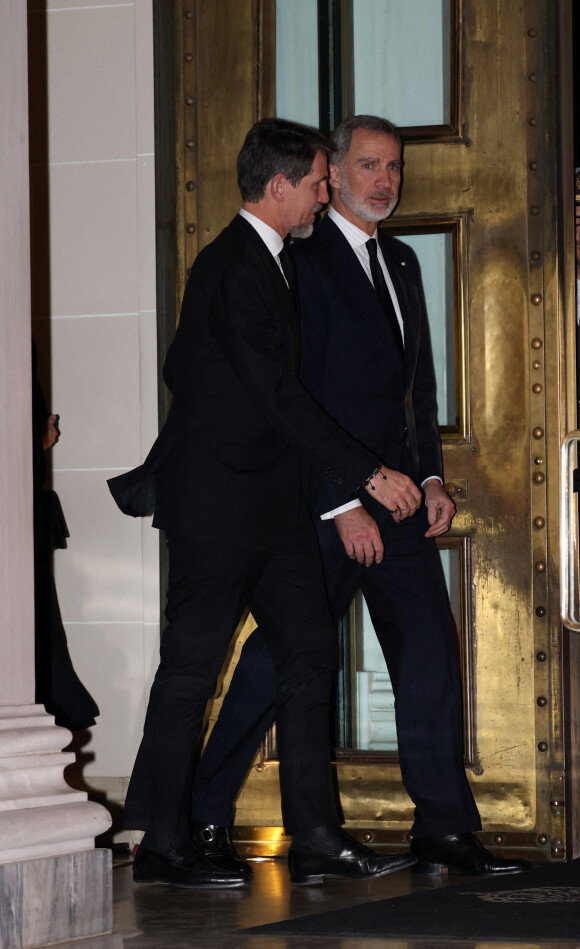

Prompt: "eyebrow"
[356,156,402,165]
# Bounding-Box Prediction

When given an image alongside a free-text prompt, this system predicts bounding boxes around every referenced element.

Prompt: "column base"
[0,848,112,949]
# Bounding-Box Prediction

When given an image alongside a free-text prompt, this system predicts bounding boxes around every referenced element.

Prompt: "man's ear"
[329,163,341,190]
[269,173,287,203]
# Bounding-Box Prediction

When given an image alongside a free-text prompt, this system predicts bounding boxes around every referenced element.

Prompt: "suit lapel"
[230,214,285,286]
[316,216,405,361]
[230,214,300,368]
[378,232,419,382]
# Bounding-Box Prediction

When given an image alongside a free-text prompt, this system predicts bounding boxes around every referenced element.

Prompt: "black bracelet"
[361,463,387,491]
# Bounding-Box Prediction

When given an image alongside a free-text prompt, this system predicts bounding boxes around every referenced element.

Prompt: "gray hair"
[331,115,401,166]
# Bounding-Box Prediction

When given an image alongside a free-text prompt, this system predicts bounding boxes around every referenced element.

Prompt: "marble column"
[0,3,112,947]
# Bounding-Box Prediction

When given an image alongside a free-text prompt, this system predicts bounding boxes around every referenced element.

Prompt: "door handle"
[560,431,580,630]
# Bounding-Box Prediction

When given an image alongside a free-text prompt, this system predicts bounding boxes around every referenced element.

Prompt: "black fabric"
[34,544,99,731]
[32,340,99,732]
[107,402,182,517]
[278,246,298,300]
[151,214,377,549]
[190,631,277,827]
[316,507,480,836]
[190,213,475,837]
[123,214,388,855]
[124,514,339,852]
[191,508,480,838]
[278,246,300,361]
[244,859,580,941]
[366,236,404,358]
[295,215,442,516]
[32,340,48,490]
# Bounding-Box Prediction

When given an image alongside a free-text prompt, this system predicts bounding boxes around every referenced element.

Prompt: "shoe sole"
[133,873,248,888]
[291,854,417,886]
[411,861,529,877]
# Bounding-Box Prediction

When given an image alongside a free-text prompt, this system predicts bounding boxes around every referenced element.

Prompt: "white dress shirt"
[327,206,405,341]
[238,208,288,283]
[320,207,439,521]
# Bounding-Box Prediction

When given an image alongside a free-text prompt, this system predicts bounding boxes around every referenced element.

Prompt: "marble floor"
[60,856,579,949]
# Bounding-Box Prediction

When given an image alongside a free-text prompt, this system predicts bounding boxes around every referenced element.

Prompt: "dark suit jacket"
[293,213,442,525]
[151,214,377,549]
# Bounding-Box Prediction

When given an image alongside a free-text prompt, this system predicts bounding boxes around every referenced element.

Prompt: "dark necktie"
[278,247,300,364]
[366,238,404,358]
[279,247,298,307]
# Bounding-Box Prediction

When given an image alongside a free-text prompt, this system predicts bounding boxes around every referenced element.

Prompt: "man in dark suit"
[120,118,422,889]
[190,115,529,877]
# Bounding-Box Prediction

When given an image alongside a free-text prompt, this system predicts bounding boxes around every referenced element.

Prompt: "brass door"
[158,0,578,861]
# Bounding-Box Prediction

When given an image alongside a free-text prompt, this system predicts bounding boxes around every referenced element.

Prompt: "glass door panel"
[275,0,319,125]
[334,544,469,755]
[397,230,456,429]
[353,0,451,126]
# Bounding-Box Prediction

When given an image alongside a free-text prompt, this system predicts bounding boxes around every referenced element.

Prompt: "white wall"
[29,0,159,838]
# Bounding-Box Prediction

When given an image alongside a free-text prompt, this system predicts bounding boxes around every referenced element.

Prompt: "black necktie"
[278,247,300,364]
[280,246,300,310]
[366,238,404,358]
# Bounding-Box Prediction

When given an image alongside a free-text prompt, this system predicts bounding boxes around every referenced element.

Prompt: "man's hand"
[364,465,421,521]
[335,507,383,566]
[423,478,455,537]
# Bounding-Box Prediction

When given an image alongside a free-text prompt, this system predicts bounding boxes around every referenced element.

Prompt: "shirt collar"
[328,205,378,250]
[238,208,284,258]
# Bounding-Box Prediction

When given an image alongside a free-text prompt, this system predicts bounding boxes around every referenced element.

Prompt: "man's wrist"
[359,462,382,490]
[421,475,442,488]
[320,499,362,521]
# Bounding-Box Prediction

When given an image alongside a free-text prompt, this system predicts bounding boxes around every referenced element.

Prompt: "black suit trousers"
[191,508,481,837]
[124,507,339,856]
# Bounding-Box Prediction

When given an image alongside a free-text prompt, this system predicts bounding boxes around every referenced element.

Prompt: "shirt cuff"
[421,475,443,487]
[320,499,363,520]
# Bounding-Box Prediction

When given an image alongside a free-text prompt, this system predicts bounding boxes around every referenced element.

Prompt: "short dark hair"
[237,118,335,203]
[331,115,401,166]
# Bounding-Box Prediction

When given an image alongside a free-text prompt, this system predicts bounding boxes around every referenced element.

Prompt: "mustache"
[368,191,395,200]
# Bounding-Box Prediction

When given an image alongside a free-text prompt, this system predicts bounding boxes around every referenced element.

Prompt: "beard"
[289,221,315,239]
[339,177,398,223]
[289,203,324,240]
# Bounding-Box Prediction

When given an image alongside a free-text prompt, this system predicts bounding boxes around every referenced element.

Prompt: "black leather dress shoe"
[132,843,248,888]
[288,827,416,885]
[411,833,531,876]
[191,824,253,880]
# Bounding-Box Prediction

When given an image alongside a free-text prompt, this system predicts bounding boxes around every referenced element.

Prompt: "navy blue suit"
[191,214,481,838]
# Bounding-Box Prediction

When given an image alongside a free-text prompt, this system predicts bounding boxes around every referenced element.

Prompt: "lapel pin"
[400,260,406,266]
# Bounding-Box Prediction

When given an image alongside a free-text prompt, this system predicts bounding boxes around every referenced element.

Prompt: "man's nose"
[319,180,329,202]
[377,164,393,187]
